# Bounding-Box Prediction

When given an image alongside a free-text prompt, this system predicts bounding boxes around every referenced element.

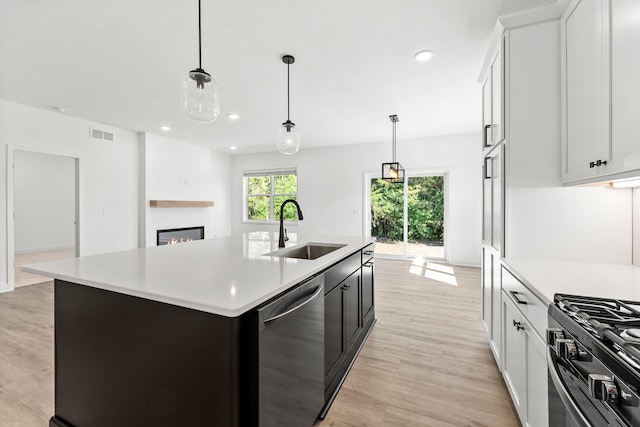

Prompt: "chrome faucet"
[278,199,303,248]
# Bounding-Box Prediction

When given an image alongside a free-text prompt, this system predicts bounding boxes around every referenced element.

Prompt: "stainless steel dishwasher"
[257,273,324,427]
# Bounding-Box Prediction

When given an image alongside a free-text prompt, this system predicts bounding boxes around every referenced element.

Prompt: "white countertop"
[502,258,640,305]
[23,232,374,317]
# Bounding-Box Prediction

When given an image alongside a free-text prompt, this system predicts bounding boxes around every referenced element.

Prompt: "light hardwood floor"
[14,248,75,288]
[0,259,518,426]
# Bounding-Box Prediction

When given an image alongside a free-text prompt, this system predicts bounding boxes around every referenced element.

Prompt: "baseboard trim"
[15,245,74,255]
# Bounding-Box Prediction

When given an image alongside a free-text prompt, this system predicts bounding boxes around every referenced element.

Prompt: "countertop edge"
[23,237,374,317]
[500,259,553,305]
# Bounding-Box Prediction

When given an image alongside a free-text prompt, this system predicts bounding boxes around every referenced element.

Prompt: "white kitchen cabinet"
[561,0,609,182]
[482,247,502,365]
[481,144,503,365]
[482,146,503,252]
[482,42,504,151]
[502,291,525,418]
[501,267,548,427]
[561,0,640,184]
[611,0,640,172]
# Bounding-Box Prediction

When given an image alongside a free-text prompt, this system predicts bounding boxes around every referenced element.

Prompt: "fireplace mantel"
[149,200,214,208]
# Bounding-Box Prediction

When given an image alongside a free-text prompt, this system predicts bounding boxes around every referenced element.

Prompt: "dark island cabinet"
[320,246,375,418]
[47,244,375,426]
[361,244,374,319]
[324,282,343,377]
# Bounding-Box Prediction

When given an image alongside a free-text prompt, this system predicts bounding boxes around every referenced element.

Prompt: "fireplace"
[157,226,205,246]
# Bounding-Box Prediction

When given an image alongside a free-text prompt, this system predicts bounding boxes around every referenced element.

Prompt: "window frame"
[243,169,298,224]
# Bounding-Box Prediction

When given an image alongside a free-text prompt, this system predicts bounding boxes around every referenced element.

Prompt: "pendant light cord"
[392,120,397,162]
[287,62,290,121]
[198,0,202,69]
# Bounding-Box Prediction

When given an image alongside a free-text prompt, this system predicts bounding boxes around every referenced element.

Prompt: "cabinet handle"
[513,320,525,331]
[363,261,374,267]
[483,124,492,148]
[589,160,608,168]
[363,250,373,256]
[483,157,491,179]
[510,291,528,305]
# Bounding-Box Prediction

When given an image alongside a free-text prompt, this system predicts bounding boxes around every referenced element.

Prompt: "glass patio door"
[369,173,445,260]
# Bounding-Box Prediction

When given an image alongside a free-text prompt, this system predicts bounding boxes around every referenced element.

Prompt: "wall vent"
[90,128,114,142]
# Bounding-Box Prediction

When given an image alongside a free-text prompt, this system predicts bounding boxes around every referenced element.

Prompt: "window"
[244,169,298,222]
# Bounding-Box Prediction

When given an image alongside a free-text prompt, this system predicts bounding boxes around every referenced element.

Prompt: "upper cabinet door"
[490,48,504,146]
[481,37,504,153]
[611,0,640,170]
[561,0,609,182]
[482,75,492,150]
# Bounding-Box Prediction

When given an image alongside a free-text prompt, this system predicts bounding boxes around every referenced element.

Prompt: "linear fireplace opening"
[157,226,205,246]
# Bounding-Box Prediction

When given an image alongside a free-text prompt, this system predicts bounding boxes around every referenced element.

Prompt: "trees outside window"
[371,175,445,258]
[245,171,298,221]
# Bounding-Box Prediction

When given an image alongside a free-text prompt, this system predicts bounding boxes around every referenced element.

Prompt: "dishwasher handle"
[261,282,323,325]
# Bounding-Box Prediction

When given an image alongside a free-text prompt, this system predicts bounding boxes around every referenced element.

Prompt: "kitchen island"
[24,232,376,427]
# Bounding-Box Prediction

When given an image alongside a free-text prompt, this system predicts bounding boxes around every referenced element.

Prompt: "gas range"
[548,294,640,426]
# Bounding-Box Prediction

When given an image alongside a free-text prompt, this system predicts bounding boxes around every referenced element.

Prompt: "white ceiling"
[0,0,556,154]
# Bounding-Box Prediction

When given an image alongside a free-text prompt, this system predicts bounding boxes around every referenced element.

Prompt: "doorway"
[8,148,79,289]
[366,172,447,260]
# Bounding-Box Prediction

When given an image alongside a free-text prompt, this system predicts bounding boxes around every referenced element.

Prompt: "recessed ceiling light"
[227,113,240,120]
[159,125,171,131]
[229,146,237,150]
[414,50,434,62]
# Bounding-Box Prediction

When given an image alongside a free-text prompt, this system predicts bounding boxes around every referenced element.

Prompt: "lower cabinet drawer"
[324,252,361,294]
[501,266,547,339]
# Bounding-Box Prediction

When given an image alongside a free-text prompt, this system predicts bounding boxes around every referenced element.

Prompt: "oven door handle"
[547,346,593,427]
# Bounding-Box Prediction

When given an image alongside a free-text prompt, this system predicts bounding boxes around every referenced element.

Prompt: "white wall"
[140,133,231,247]
[231,133,481,266]
[14,150,75,253]
[0,99,139,291]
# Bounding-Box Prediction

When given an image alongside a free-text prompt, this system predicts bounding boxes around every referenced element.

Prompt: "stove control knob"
[603,381,618,404]
[547,329,565,347]
[555,338,573,356]
[588,374,618,404]
[564,342,578,360]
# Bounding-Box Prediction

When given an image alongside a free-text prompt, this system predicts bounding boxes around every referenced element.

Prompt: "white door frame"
[6,145,82,292]
[364,169,451,262]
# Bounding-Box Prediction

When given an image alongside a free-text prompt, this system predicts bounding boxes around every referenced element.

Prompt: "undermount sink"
[266,243,346,260]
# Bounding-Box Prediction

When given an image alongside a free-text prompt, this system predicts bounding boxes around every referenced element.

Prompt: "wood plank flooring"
[14,248,75,288]
[0,259,518,426]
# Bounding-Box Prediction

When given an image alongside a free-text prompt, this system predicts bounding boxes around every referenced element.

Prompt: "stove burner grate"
[557,295,640,329]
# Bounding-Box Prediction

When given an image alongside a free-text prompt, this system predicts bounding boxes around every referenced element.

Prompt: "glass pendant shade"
[276,121,301,155]
[180,68,221,123]
[277,55,300,154]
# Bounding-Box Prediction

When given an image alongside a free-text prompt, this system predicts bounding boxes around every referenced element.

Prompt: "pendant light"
[180,0,221,123]
[276,55,301,155]
[381,115,404,183]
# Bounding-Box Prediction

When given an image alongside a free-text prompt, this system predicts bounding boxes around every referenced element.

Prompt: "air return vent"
[90,128,114,142]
